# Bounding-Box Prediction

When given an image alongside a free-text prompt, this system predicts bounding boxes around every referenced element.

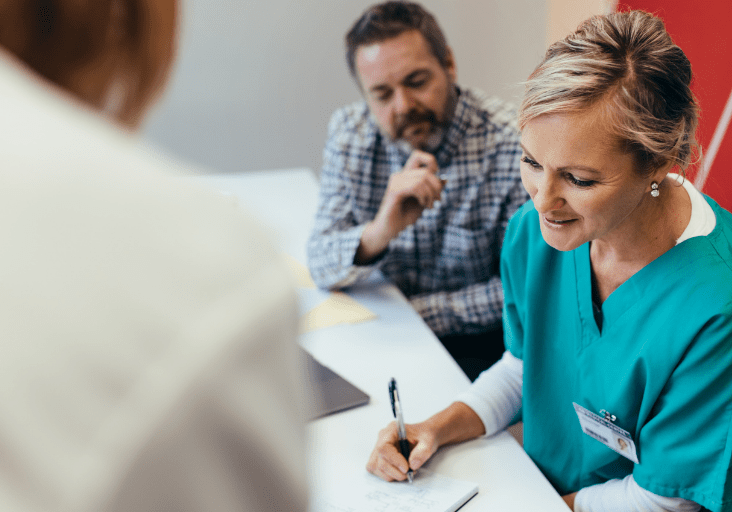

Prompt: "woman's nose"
[531,175,565,212]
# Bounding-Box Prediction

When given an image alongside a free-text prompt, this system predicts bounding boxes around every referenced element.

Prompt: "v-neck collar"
[579,242,644,336]
[574,236,712,340]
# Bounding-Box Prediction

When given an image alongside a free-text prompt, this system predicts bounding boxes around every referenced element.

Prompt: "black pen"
[388,378,413,483]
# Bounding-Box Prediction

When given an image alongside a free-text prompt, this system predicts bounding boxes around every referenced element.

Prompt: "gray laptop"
[302,348,370,420]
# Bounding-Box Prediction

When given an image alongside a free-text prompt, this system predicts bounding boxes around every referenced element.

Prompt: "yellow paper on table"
[284,254,316,289]
[300,291,377,333]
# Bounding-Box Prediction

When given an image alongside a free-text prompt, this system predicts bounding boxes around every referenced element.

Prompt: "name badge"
[573,402,639,464]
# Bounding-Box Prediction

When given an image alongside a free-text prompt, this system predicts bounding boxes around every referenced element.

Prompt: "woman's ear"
[647,160,678,193]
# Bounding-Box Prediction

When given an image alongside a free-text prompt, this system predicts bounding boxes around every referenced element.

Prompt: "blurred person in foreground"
[0,1,307,511]
[367,10,732,512]
[306,1,528,381]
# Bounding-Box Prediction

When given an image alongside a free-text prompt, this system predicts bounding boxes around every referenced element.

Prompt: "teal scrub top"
[502,197,732,511]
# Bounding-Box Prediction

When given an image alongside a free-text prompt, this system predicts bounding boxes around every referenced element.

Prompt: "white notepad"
[315,470,478,512]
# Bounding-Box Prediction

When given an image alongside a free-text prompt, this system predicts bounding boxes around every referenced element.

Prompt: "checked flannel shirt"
[306,87,528,337]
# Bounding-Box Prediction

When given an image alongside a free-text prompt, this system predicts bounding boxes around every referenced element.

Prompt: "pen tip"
[407,471,413,483]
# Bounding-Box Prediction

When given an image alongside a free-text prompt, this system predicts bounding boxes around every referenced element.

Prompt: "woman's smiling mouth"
[543,215,577,227]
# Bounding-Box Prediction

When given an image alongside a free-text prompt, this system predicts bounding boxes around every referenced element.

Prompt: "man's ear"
[444,46,457,83]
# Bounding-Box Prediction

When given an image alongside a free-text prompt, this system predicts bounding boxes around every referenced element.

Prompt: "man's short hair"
[345,1,450,81]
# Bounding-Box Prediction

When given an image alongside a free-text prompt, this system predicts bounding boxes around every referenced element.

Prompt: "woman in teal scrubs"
[367,10,732,512]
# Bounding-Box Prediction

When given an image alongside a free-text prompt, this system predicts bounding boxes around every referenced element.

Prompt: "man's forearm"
[354,220,392,264]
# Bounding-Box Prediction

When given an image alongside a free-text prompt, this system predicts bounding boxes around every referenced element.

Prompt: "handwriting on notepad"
[317,470,478,512]
[365,487,439,511]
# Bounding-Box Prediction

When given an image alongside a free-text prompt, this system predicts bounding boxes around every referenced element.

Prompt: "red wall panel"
[619,1,732,210]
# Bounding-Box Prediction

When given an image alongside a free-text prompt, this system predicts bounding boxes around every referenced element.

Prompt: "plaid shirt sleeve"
[306,106,382,289]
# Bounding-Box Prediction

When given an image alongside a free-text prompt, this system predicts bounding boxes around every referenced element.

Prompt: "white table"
[193,168,568,511]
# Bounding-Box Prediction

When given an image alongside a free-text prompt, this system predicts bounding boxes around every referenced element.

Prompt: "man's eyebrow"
[402,69,430,83]
[368,83,391,95]
[519,144,600,174]
[367,69,432,94]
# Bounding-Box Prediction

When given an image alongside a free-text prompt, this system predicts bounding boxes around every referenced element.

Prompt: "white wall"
[547,0,615,46]
[142,0,547,175]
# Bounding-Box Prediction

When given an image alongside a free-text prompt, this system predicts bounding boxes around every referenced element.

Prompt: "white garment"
[457,175,713,512]
[672,173,716,243]
[0,50,308,512]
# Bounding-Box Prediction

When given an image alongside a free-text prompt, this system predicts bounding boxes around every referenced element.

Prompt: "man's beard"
[393,108,446,152]
[392,86,457,153]
[394,109,440,140]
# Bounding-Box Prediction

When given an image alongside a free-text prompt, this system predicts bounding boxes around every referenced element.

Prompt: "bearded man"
[307,1,528,381]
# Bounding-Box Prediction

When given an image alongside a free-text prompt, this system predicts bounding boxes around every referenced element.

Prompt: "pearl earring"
[650,182,660,198]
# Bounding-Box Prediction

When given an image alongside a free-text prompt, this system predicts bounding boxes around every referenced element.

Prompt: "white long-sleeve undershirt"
[455,352,700,512]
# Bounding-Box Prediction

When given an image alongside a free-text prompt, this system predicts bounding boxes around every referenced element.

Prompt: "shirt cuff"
[455,351,523,437]
[574,475,701,512]
[313,224,385,288]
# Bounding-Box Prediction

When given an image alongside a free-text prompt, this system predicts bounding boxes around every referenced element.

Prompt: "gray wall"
[142,0,547,175]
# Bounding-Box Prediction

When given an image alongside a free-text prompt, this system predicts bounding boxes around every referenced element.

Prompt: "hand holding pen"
[366,378,451,482]
[367,384,484,483]
[389,378,413,483]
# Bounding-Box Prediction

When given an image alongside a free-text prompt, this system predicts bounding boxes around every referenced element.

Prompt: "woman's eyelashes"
[566,174,596,188]
[521,156,596,188]
[520,156,540,168]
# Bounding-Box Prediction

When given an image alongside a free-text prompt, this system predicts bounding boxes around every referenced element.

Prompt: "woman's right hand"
[366,420,440,482]
[366,402,486,482]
